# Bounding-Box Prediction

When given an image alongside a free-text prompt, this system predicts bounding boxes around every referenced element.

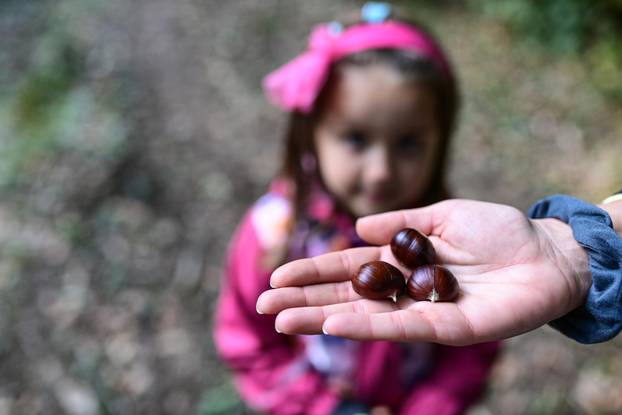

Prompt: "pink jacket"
[214,193,500,415]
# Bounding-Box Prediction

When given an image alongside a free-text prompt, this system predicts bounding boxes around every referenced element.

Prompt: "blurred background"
[1,0,621,414]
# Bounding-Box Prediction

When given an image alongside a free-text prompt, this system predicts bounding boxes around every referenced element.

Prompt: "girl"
[214,3,500,414]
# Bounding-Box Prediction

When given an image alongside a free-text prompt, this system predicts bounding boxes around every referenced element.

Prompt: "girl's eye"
[397,134,424,152]
[342,131,367,151]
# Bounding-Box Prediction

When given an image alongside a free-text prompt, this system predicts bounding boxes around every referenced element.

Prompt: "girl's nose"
[364,144,392,184]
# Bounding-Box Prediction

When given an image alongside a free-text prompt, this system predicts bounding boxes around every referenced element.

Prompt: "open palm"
[256,199,590,345]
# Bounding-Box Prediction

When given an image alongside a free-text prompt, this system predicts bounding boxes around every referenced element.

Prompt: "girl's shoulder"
[248,180,294,252]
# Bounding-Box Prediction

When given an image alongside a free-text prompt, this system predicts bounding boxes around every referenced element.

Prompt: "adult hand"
[256,199,592,345]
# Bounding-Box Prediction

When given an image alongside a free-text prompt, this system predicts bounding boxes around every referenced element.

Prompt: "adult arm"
[256,199,593,345]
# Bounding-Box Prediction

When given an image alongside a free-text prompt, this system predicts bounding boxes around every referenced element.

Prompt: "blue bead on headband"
[361,2,392,24]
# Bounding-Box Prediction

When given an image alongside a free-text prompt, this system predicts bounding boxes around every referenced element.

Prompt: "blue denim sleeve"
[528,194,622,343]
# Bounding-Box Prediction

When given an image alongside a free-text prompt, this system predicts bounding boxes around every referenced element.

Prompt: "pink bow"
[263,21,452,113]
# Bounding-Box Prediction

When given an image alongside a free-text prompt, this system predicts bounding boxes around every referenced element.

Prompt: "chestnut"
[352,261,406,302]
[406,265,459,302]
[391,228,435,268]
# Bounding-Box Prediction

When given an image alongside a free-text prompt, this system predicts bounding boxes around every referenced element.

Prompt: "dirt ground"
[1,0,621,414]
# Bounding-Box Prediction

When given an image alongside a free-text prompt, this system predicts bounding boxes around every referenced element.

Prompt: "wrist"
[532,218,591,311]
[598,200,622,237]
[528,194,622,343]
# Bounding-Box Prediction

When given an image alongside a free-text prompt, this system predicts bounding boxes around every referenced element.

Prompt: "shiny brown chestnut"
[406,265,459,302]
[352,261,406,302]
[391,228,436,269]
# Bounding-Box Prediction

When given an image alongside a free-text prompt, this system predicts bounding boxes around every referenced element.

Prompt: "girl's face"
[314,65,441,218]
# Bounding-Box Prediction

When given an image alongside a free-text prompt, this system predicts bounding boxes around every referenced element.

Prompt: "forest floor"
[1,0,620,414]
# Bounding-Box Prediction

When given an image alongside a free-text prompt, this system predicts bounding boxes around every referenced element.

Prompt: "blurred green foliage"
[197,381,245,415]
[471,0,622,100]
[14,39,82,128]
[1,35,78,188]
[407,0,622,101]
[471,0,597,54]
[0,0,130,193]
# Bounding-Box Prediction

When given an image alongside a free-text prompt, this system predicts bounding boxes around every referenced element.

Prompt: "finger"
[356,200,454,244]
[322,303,476,345]
[274,299,398,335]
[270,246,381,288]
[256,281,359,315]
[320,310,435,341]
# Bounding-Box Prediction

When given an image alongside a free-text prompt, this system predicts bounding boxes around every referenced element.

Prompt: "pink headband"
[263,21,452,113]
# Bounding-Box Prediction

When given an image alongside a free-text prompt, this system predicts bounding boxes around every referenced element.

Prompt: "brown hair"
[279,21,459,222]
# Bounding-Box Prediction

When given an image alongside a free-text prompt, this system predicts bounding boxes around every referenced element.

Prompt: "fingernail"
[275,326,282,334]
[322,326,329,335]
[256,305,264,315]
